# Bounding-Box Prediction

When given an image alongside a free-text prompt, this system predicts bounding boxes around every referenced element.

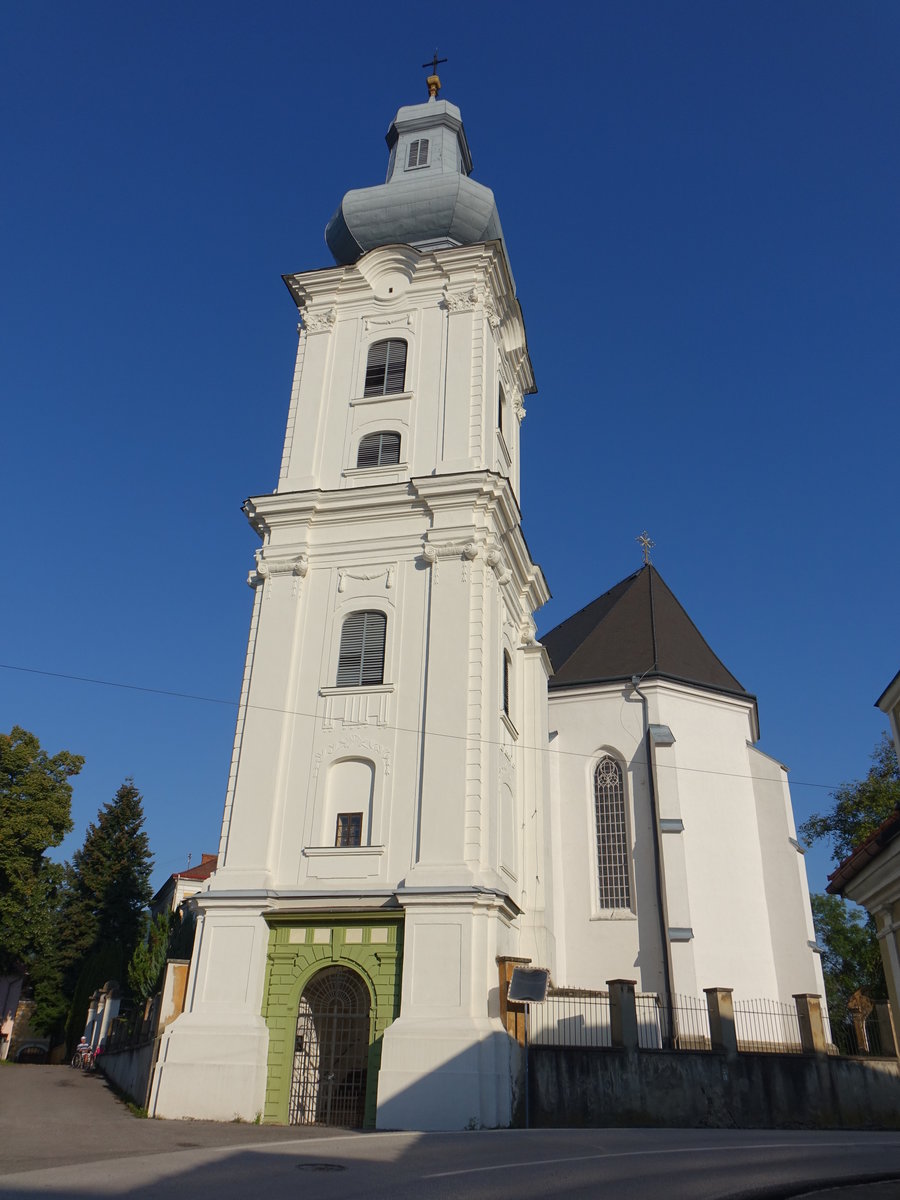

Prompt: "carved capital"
[248,550,309,592]
[301,307,337,333]
[421,539,480,583]
[443,287,480,314]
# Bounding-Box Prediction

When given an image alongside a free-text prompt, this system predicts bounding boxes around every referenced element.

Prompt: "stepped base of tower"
[149,1013,269,1122]
[376,1016,518,1130]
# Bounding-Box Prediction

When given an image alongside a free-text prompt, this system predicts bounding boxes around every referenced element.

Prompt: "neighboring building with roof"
[150,77,823,1132]
[825,668,900,1049]
[876,668,900,762]
[150,853,218,919]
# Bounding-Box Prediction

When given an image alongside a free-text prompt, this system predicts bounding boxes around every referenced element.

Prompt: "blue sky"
[3,2,898,898]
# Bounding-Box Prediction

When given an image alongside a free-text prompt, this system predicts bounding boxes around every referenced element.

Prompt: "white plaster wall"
[548,677,820,1006]
[546,683,664,995]
[749,745,826,1001]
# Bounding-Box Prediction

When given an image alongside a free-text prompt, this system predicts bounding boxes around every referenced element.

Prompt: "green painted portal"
[262,913,403,1128]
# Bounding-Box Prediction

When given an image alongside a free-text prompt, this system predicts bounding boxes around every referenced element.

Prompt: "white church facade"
[150,78,824,1130]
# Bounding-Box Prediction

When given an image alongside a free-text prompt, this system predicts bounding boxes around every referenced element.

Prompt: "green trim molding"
[261,911,404,1127]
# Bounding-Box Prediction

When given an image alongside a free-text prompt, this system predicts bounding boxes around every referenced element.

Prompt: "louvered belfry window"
[357,431,401,468]
[594,756,631,909]
[407,138,429,168]
[363,340,407,397]
[336,611,386,687]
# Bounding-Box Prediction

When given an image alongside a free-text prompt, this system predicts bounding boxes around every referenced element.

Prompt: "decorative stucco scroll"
[313,734,392,778]
[337,565,395,593]
[363,312,415,333]
[484,543,512,586]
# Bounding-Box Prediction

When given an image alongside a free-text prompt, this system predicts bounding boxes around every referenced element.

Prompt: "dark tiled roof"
[541,565,751,698]
[826,811,900,895]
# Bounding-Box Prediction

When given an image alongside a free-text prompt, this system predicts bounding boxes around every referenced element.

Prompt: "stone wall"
[529,1046,900,1130]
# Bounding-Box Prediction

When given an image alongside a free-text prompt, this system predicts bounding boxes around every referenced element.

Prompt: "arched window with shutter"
[594,756,631,909]
[336,611,386,688]
[363,340,407,397]
[357,431,401,468]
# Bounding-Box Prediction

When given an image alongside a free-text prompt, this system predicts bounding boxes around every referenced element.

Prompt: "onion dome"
[325,83,511,282]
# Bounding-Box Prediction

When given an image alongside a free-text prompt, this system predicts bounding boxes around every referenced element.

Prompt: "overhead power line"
[0,660,840,792]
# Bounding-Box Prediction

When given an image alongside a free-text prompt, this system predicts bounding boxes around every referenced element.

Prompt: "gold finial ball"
[427,74,441,98]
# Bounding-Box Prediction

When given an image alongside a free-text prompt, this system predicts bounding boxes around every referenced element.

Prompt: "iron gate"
[288,966,371,1127]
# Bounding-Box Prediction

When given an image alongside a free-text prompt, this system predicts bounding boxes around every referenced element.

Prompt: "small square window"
[335,813,363,847]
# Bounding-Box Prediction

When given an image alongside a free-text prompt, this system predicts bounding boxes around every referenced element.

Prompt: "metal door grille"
[289,966,370,1127]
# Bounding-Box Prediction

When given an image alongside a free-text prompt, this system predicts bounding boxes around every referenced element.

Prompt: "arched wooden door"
[288,966,371,1127]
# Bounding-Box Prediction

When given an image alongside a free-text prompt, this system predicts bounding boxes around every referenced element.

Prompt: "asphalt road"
[3,1065,900,1199]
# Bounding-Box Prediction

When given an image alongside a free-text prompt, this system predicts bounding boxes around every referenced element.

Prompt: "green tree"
[69,779,153,956]
[60,779,153,1042]
[810,893,886,1027]
[800,734,899,1033]
[799,732,900,864]
[127,912,172,1001]
[0,727,83,974]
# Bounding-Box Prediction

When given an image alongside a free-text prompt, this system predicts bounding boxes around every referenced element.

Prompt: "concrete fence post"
[793,994,827,1055]
[608,979,639,1051]
[876,1002,898,1058]
[497,956,531,1044]
[704,987,737,1057]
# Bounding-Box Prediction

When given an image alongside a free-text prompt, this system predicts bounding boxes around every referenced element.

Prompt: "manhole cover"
[297,1163,347,1173]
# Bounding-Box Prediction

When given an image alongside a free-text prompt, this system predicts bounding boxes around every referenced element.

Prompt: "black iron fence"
[733,998,802,1054]
[830,1010,893,1058]
[525,988,870,1056]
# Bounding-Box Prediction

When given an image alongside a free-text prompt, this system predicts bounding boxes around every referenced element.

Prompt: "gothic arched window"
[357,431,401,468]
[336,611,386,688]
[364,340,407,397]
[594,756,631,909]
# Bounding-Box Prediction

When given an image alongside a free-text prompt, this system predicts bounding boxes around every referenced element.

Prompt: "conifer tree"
[70,779,153,959]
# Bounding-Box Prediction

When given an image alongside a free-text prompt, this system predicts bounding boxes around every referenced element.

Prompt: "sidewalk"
[0,1065,345,1176]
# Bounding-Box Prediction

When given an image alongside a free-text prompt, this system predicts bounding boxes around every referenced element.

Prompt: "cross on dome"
[422,49,447,98]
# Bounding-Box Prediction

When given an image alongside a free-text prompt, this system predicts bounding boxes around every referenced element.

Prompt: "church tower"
[151,77,553,1130]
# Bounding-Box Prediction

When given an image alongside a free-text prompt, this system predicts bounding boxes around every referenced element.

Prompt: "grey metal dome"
[325,96,511,279]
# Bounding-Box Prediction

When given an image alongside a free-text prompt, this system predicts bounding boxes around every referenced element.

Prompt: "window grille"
[502,651,511,717]
[336,611,386,688]
[594,756,631,909]
[407,138,429,168]
[357,431,401,468]
[363,340,407,397]
[335,813,363,847]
